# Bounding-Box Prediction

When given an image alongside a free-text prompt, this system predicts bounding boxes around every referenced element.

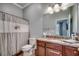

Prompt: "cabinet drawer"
[46,42,62,51]
[37,40,45,47]
[63,46,78,56]
[46,48,62,56]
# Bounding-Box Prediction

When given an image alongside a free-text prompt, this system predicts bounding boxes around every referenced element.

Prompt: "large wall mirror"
[42,3,78,37]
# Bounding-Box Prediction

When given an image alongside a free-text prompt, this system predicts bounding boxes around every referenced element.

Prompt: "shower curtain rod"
[0,11,29,22]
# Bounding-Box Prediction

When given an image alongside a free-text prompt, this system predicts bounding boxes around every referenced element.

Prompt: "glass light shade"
[61,3,68,10]
[46,6,54,14]
[61,6,68,10]
[54,4,60,12]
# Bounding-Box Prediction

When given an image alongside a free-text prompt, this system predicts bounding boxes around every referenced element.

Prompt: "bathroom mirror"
[42,3,77,37]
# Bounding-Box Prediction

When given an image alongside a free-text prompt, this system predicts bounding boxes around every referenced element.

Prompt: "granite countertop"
[37,38,79,48]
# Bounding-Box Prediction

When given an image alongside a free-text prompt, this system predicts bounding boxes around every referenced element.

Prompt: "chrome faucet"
[71,33,78,40]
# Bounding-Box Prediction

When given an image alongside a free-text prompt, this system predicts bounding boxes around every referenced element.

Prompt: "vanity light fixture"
[45,3,70,14]
[45,3,61,14]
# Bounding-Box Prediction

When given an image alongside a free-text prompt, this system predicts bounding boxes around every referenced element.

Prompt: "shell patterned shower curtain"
[0,12,29,56]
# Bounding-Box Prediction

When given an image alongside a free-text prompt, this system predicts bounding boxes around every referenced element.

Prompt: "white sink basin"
[63,40,79,43]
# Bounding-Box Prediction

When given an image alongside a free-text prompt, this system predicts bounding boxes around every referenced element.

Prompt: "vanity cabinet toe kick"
[35,40,79,56]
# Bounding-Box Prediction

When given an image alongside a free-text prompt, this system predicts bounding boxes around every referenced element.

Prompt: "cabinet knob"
[74,51,77,54]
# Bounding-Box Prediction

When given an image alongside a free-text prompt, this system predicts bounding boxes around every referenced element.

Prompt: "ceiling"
[13,3,75,10]
[13,3,31,9]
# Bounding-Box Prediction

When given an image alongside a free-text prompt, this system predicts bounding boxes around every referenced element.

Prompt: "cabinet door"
[64,46,78,56]
[46,48,62,56]
[37,46,45,56]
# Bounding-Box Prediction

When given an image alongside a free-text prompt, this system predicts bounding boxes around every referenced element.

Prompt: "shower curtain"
[0,12,29,56]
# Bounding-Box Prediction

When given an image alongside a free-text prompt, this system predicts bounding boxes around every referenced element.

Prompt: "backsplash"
[46,35,71,39]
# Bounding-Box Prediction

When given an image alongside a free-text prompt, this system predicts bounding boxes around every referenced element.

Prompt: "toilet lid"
[22,45,32,51]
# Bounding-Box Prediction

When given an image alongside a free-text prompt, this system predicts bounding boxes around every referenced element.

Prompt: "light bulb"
[54,4,60,12]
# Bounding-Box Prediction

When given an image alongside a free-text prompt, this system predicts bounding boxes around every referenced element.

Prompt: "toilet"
[22,45,34,56]
[22,38,36,56]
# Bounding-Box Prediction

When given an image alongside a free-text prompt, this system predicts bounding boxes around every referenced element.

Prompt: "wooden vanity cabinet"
[36,40,79,56]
